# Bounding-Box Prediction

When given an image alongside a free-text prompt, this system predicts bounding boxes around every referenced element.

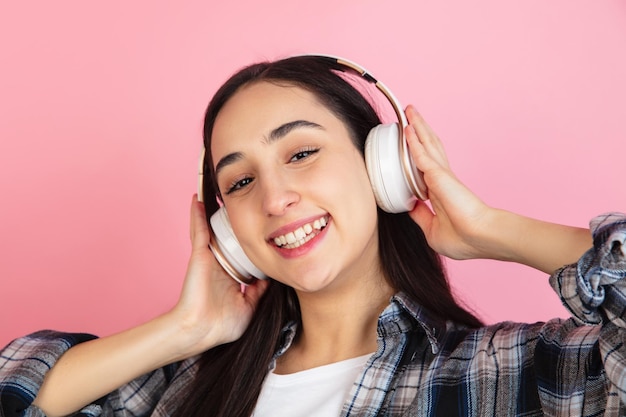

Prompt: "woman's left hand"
[404,105,592,273]
[403,105,493,260]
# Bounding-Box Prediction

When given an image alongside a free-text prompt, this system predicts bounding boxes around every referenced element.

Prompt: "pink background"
[1,1,625,347]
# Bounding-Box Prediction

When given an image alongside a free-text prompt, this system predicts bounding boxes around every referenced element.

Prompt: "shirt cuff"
[550,212,626,325]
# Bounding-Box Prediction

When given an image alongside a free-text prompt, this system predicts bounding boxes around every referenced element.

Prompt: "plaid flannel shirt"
[1,213,625,417]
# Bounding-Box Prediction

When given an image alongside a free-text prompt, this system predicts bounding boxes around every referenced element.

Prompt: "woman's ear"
[216,194,224,207]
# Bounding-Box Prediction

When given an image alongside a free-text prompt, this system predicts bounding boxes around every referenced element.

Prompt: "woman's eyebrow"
[215,152,243,177]
[266,119,324,144]
[215,120,324,175]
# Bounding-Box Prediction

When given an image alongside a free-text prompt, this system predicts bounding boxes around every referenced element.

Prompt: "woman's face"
[210,81,381,293]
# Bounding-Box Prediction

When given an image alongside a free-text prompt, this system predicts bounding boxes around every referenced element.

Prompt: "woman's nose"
[260,175,300,216]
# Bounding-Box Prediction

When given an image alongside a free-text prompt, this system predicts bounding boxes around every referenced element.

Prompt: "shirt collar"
[382,292,448,354]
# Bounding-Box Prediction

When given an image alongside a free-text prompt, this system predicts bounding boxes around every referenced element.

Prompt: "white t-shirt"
[253,353,371,417]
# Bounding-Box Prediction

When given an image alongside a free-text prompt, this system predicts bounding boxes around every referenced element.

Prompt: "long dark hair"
[173,56,482,417]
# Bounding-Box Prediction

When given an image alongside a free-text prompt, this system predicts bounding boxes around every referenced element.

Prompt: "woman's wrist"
[160,307,222,362]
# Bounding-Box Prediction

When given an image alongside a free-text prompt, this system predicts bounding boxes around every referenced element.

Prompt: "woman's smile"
[269,215,331,258]
[270,214,329,248]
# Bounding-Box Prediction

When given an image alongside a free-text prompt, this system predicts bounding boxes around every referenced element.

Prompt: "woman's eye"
[289,147,319,162]
[225,177,253,195]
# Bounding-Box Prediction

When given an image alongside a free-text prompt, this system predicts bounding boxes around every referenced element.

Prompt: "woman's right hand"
[167,195,269,359]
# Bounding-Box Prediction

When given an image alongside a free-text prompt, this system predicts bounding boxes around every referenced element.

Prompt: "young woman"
[1,55,624,417]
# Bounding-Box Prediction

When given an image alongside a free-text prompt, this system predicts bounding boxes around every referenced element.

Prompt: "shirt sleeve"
[548,212,626,402]
[0,331,98,416]
[0,331,179,417]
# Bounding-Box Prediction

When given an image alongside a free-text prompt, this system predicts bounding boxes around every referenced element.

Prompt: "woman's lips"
[271,215,329,249]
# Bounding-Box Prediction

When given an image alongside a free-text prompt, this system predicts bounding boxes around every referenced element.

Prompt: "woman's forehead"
[210,82,336,157]
[217,81,323,122]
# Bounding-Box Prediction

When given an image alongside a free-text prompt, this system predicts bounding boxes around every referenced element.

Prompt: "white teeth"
[285,232,297,244]
[312,217,327,230]
[294,227,306,240]
[273,216,328,249]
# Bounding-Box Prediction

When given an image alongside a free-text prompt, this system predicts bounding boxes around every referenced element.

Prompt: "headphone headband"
[304,54,408,128]
[299,54,408,127]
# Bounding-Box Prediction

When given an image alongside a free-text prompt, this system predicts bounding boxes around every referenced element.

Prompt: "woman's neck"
[275,272,395,374]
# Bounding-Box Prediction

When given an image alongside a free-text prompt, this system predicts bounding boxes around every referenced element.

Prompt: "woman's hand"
[404,106,591,273]
[404,105,493,260]
[167,195,269,358]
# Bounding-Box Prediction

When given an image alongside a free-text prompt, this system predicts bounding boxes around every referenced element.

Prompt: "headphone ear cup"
[365,123,418,213]
[208,207,267,285]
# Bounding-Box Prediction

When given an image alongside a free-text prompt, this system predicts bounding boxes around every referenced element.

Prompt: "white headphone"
[198,54,428,284]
